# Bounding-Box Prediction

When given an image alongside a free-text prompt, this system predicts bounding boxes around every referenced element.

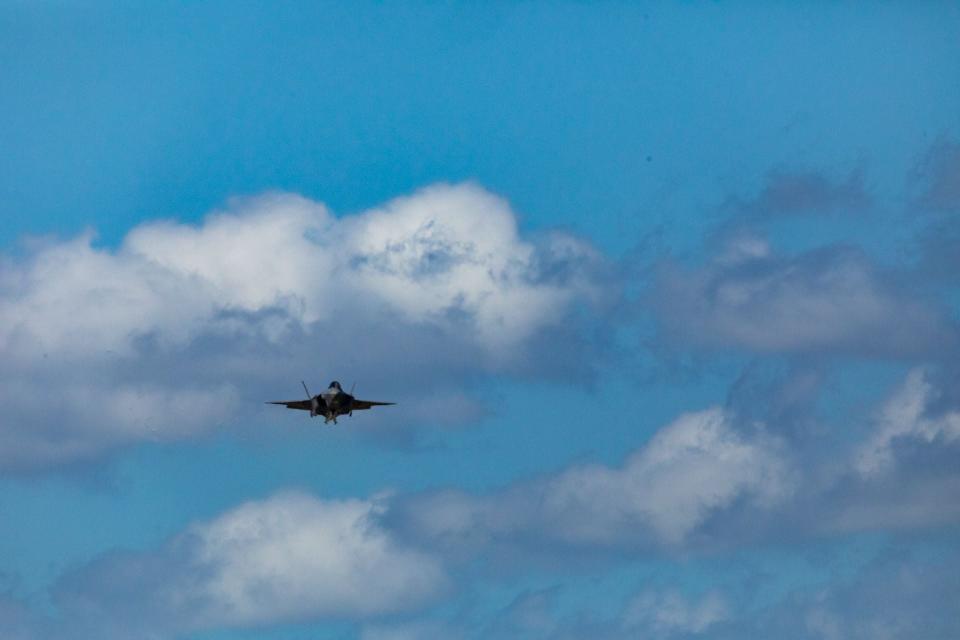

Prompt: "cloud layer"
[7,365,960,639]
[4,139,960,638]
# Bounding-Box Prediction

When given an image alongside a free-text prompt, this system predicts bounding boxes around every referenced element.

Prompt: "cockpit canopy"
[329,381,342,391]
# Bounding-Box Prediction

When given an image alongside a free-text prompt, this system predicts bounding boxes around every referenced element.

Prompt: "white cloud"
[186,492,446,624]
[538,408,793,545]
[55,492,447,634]
[1,184,600,360]
[0,183,610,470]
[401,407,794,550]
[337,185,601,349]
[125,194,335,327]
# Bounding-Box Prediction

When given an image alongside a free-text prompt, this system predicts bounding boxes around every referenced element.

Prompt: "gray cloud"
[727,168,870,219]
[466,551,960,640]
[650,234,956,359]
[907,139,960,285]
[915,218,960,285]
[724,359,827,440]
[732,549,960,640]
[913,139,960,213]
[708,363,960,544]
[0,594,38,640]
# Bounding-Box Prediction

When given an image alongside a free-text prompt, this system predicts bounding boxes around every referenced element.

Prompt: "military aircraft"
[267,381,395,424]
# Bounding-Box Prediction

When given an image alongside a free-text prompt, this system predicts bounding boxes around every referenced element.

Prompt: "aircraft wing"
[266,398,324,411]
[351,399,396,411]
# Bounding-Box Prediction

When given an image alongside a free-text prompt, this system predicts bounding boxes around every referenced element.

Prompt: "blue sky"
[1,3,959,639]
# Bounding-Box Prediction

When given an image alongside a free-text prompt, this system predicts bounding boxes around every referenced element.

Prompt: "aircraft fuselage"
[317,381,353,424]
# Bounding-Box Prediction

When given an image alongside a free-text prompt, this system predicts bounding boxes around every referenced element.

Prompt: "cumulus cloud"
[651,234,955,358]
[396,407,794,552]
[5,366,959,640]
[3,185,605,358]
[533,408,792,546]
[52,492,447,637]
[0,183,613,470]
[391,363,960,559]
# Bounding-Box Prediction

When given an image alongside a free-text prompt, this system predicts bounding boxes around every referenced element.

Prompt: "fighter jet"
[267,381,395,424]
